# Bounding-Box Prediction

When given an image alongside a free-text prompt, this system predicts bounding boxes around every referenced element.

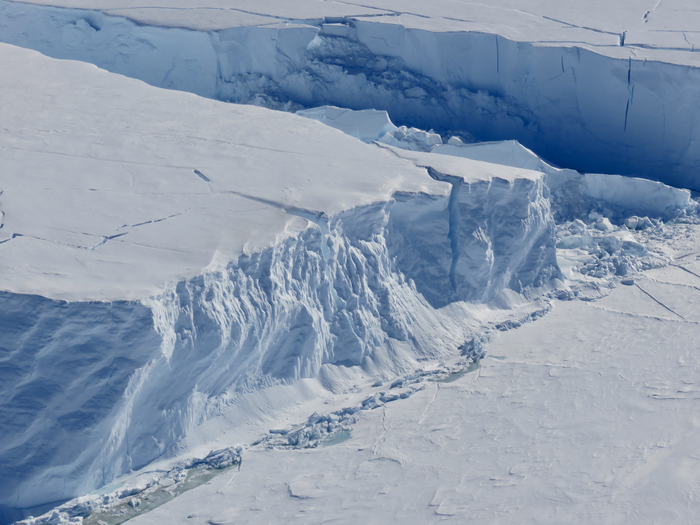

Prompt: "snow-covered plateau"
[2,1,700,524]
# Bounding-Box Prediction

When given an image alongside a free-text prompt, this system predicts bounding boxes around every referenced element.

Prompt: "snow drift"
[1,0,700,188]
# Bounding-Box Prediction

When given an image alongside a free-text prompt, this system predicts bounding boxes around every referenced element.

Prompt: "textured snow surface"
[2,0,700,187]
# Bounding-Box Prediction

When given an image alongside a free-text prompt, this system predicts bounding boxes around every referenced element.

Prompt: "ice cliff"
[0,168,558,512]
[1,0,700,188]
[0,41,559,514]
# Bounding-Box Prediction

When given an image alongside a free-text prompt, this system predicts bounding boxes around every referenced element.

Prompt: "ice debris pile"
[15,447,242,525]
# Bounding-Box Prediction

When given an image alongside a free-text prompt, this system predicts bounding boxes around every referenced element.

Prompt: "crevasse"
[1,0,699,188]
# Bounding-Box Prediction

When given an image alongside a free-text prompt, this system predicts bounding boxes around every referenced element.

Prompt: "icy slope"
[2,0,700,187]
[0,42,560,514]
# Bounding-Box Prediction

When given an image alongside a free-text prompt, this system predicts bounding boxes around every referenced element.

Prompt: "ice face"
[0,180,559,511]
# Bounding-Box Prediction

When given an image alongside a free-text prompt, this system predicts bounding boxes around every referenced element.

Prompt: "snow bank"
[2,0,700,188]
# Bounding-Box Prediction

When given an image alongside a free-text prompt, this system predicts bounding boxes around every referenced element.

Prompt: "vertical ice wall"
[1,1,699,188]
[351,21,700,188]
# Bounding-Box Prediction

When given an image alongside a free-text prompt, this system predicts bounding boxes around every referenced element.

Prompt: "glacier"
[3,1,700,524]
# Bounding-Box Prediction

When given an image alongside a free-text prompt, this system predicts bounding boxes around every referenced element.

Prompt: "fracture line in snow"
[0,233,20,245]
[102,5,293,22]
[106,2,396,25]
[628,43,697,52]
[2,144,207,170]
[220,189,327,223]
[370,407,392,460]
[418,383,440,426]
[673,251,700,260]
[634,283,686,320]
[682,32,695,51]
[90,232,129,250]
[216,462,242,495]
[645,275,700,295]
[117,212,185,231]
[334,1,421,19]
[586,303,695,324]
[643,0,664,23]
[0,231,128,250]
[193,169,210,182]
[540,15,621,37]
[670,263,700,280]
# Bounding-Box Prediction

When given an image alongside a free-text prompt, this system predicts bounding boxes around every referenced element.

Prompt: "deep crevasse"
[1,0,699,188]
[0,177,558,510]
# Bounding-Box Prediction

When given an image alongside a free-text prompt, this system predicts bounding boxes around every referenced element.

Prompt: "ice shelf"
[2,1,700,522]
